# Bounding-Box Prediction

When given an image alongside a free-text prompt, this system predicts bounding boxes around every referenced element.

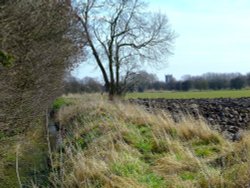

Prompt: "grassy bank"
[126,89,250,99]
[43,94,250,188]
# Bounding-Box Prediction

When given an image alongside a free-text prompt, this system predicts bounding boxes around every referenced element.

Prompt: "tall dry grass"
[47,94,250,188]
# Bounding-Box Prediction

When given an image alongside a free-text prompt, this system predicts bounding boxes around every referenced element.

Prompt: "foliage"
[0,0,84,134]
[230,76,245,89]
[0,50,14,68]
[52,97,72,111]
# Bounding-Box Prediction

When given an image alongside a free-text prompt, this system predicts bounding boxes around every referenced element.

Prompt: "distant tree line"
[166,73,250,91]
[127,72,250,92]
[65,72,250,94]
[64,75,103,94]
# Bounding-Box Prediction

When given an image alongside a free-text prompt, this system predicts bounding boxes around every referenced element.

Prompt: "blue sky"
[73,0,250,81]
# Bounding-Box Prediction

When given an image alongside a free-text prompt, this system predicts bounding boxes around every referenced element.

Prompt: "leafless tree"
[75,0,175,99]
[118,70,158,92]
[0,0,84,135]
[64,75,102,93]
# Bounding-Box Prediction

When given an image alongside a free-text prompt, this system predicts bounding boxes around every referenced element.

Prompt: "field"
[126,89,250,99]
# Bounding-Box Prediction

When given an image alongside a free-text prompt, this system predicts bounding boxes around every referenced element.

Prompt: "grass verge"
[40,94,250,187]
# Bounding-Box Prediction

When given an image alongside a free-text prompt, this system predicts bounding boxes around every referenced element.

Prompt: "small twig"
[59,127,64,188]
[45,109,54,168]
[16,144,22,188]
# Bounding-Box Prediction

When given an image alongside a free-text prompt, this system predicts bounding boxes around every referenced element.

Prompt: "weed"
[77,127,102,148]
[0,131,5,140]
[52,97,71,110]
[122,126,154,154]
[194,146,220,157]
[139,173,167,188]
[192,137,220,146]
[112,161,144,177]
[180,171,196,181]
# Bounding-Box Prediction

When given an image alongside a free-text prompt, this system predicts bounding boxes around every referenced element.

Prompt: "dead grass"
[47,94,250,188]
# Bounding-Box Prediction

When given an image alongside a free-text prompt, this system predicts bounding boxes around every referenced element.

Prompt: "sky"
[73,0,250,81]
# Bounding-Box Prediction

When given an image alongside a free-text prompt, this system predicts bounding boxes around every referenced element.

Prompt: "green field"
[126,89,250,99]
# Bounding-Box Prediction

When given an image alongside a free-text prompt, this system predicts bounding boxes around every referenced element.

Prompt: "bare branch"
[75,0,175,97]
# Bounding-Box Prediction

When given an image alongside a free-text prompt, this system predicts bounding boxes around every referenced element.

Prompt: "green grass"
[112,161,167,187]
[123,125,154,154]
[180,171,196,181]
[194,146,220,157]
[126,89,250,99]
[52,97,72,110]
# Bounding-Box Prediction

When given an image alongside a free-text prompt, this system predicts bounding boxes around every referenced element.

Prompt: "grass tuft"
[52,97,72,111]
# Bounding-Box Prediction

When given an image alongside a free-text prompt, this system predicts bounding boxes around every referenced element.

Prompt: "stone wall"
[129,98,250,140]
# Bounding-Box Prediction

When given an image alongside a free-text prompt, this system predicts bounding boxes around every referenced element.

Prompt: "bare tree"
[123,70,158,92]
[64,75,102,93]
[0,0,84,135]
[75,0,175,99]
